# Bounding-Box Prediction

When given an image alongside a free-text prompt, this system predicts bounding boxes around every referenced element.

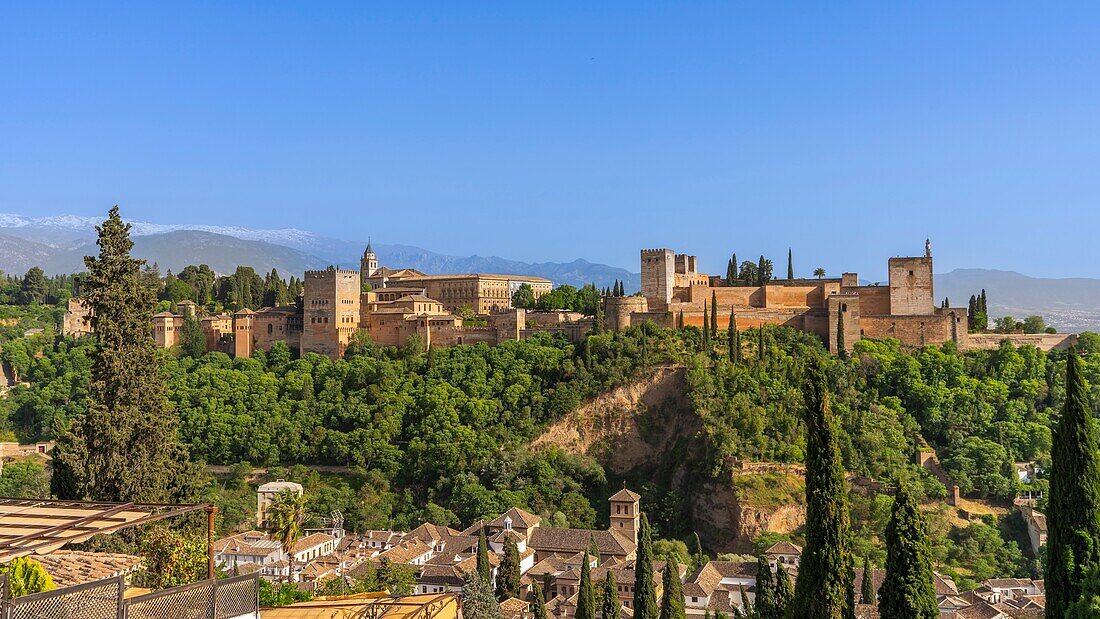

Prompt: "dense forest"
[3,309,1097,587]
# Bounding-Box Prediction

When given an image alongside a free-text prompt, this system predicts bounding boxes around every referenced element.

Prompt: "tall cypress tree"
[731,254,738,285]
[496,538,521,600]
[532,582,549,619]
[1047,348,1100,617]
[878,481,937,619]
[710,291,719,338]
[757,326,765,362]
[787,248,794,280]
[634,513,658,619]
[602,571,621,619]
[677,310,684,329]
[755,556,776,619]
[702,301,711,352]
[774,563,793,616]
[859,557,874,605]
[788,357,855,619]
[691,532,705,573]
[728,310,740,365]
[476,527,491,583]
[738,585,753,617]
[836,309,847,360]
[51,206,200,503]
[659,556,685,619]
[577,551,596,619]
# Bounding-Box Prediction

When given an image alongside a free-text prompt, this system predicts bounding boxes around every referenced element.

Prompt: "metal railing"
[0,574,258,619]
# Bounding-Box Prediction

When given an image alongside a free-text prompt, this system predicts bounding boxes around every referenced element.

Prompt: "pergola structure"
[0,497,218,576]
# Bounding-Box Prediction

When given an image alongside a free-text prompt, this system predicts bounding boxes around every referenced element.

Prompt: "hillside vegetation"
[5,319,1098,587]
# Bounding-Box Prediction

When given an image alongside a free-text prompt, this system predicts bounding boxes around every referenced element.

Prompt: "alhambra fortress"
[65,240,1072,357]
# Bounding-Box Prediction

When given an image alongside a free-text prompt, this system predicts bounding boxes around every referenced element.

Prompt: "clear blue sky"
[3,2,1100,278]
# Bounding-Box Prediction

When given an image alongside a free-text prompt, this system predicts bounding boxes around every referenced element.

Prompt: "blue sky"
[3,2,1100,278]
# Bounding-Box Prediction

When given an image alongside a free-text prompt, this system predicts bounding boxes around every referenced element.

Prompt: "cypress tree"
[726,258,736,286]
[757,255,766,286]
[859,557,874,605]
[577,551,596,619]
[738,584,753,617]
[602,571,621,619]
[757,326,765,362]
[836,309,847,360]
[1047,347,1100,617]
[496,537,521,600]
[659,556,685,619]
[51,206,200,504]
[878,481,937,619]
[787,248,794,280]
[755,556,776,619]
[691,532,705,572]
[476,527,491,583]
[731,254,738,284]
[788,357,855,619]
[677,310,684,329]
[979,289,988,314]
[532,582,549,619]
[633,513,658,619]
[702,301,711,352]
[463,572,504,619]
[728,310,740,365]
[774,563,793,616]
[711,291,719,338]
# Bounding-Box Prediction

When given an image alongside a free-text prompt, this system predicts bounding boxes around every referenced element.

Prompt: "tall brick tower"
[233,308,256,358]
[302,267,362,359]
[640,248,675,311]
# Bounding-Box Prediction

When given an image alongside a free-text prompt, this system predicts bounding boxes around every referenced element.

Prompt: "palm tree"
[813,267,826,279]
[267,489,309,582]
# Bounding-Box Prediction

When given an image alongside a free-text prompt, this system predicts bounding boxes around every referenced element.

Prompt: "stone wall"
[302,267,361,359]
[887,256,934,315]
[854,286,891,316]
[968,332,1078,351]
[827,294,860,354]
[604,296,648,331]
[859,313,958,349]
[641,249,675,310]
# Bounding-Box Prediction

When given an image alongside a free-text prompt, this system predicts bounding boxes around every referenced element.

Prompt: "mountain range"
[4,213,1100,331]
[0,213,637,291]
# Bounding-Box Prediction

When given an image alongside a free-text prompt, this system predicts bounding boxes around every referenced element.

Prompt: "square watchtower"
[609,487,641,546]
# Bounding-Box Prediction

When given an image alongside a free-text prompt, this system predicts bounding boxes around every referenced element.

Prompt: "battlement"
[304,267,360,278]
[640,248,674,255]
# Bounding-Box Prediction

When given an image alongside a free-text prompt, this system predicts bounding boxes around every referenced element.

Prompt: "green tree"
[477,527,491,583]
[788,357,855,619]
[463,571,503,619]
[774,563,793,616]
[659,555,685,619]
[577,551,596,619]
[51,206,201,504]
[137,525,208,589]
[532,582,550,619]
[787,249,794,280]
[511,283,536,309]
[878,482,937,619]
[859,557,873,605]
[19,267,48,305]
[496,537,521,600]
[1022,315,1047,334]
[634,513,658,619]
[702,301,711,352]
[755,556,776,619]
[181,314,206,358]
[710,292,718,338]
[1047,348,1100,617]
[836,309,846,360]
[602,571,621,619]
[0,557,55,598]
[728,310,740,365]
[691,532,706,572]
[268,489,308,582]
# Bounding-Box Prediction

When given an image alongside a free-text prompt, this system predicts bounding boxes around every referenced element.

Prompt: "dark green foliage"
[602,571,621,619]
[535,284,602,316]
[532,582,550,619]
[181,314,206,359]
[634,513,658,619]
[754,556,776,619]
[878,481,937,619]
[477,527,491,583]
[836,309,846,360]
[788,357,854,619]
[738,584,753,617]
[774,563,793,615]
[860,557,873,605]
[787,249,794,280]
[691,532,705,572]
[659,555,685,619]
[496,538,521,600]
[702,301,711,352]
[577,552,596,619]
[51,207,200,504]
[19,267,48,305]
[1047,348,1100,617]
[463,571,503,619]
[727,310,740,365]
[678,310,684,329]
[710,292,718,338]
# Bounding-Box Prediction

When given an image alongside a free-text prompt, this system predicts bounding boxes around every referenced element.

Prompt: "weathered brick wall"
[764,285,826,309]
[302,268,361,359]
[827,294,861,354]
[855,286,891,316]
[604,296,648,331]
[968,332,1077,351]
[860,314,956,348]
[641,249,675,310]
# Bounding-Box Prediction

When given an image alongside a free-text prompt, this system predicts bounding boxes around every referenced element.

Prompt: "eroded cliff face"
[692,477,805,553]
[532,365,805,553]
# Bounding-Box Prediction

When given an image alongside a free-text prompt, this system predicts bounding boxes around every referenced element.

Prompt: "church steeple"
[361,239,379,277]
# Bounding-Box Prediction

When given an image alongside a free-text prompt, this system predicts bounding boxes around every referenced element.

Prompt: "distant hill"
[937,268,1100,332]
[0,212,638,289]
